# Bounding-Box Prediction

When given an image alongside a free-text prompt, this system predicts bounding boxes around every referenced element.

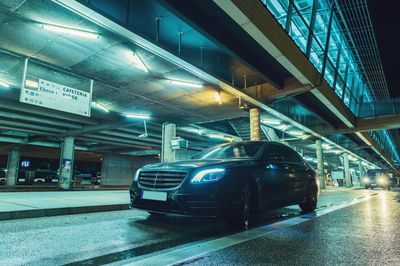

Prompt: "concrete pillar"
[250,108,260,141]
[6,147,20,186]
[59,136,74,189]
[161,123,176,163]
[343,152,352,188]
[316,140,325,189]
[358,160,365,186]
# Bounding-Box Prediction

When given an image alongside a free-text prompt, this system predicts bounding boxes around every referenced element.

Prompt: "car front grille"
[138,171,188,190]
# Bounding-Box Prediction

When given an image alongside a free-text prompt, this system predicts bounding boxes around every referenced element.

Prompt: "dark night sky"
[367,0,400,98]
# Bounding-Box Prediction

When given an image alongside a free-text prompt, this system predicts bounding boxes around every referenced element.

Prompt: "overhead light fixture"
[25,80,39,88]
[208,134,226,140]
[0,80,10,88]
[130,52,148,72]
[300,134,311,140]
[322,144,332,150]
[276,124,289,131]
[288,130,303,136]
[261,118,281,125]
[42,24,99,39]
[125,113,150,119]
[169,80,202,88]
[92,101,109,113]
[213,91,222,105]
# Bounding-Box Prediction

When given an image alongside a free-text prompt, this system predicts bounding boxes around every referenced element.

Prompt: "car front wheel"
[226,180,252,230]
[299,191,317,213]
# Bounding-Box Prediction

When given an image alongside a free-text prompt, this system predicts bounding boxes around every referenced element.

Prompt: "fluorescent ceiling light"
[213,91,222,105]
[125,113,150,119]
[92,101,109,113]
[130,52,148,72]
[169,80,202,88]
[288,130,303,136]
[208,134,225,140]
[0,80,10,88]
[276,124,289,131]
[42,24,99,39]
[262,119,281,125]
[25,80,38,88]
[322,144,331,150]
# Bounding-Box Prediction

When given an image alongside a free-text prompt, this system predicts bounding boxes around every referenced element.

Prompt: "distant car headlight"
[378,177,387,184]
[363,177,369,183]
[133,168,141,182]
[190,168,225,183]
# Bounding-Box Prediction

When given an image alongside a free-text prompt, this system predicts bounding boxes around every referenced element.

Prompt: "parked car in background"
[33,170,59,184]
[91,172,101,185]
[363,169,395,190]
[130,141,319,229]
[0,169,6,185]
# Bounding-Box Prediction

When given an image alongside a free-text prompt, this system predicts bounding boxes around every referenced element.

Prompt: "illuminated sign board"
[21,160,30,168]
[20,79,91,117]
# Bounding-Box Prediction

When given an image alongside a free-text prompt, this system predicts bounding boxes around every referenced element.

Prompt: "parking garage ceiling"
[0,0,396,170]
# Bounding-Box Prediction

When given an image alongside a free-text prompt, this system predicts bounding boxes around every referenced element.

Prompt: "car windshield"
[367,170,384,177]
[193,142,264,159]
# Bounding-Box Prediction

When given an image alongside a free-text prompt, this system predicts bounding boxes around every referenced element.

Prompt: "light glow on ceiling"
[169,80,202,88]
[92,101,109,113]
[125,113,150,119]
[288,130,304,136]
[0,80,10,88]
[130,52,148,72]
[42,24,99,39]
[25,80,39,88]
[213,91,222,105]
[208,134,226,140]
[262,119,281,125]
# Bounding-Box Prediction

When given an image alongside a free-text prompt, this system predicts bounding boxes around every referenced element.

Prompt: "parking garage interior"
[1,0,400,265]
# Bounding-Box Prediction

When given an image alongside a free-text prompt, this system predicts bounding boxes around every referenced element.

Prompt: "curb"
[0,204,130,221]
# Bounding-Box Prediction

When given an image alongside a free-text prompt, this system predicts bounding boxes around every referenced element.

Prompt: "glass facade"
[262,0,399,165]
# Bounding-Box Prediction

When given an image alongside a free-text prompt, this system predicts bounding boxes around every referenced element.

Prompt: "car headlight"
[378,177,387,184]
[363,177,369,183]
[190,168,225,183]
[133,168,141,182]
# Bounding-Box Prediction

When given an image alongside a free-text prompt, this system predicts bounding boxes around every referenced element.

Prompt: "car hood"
[141,158,256,171]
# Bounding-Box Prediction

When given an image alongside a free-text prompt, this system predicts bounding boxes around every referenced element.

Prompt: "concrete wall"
[101,155,159,186]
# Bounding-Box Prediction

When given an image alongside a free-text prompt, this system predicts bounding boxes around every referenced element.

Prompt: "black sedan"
[130,141,319,229]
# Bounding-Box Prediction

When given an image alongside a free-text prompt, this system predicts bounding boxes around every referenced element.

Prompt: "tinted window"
[194,142,264,159]
[264,144,303,165]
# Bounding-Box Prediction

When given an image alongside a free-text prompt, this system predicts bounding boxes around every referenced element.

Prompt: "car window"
[264,144,288,162]
[194,142,264,159]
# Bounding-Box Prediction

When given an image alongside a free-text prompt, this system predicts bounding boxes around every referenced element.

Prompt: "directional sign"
[20,79,91,117]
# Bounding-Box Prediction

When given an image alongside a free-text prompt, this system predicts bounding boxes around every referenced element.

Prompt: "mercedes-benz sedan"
[130,141,319,229]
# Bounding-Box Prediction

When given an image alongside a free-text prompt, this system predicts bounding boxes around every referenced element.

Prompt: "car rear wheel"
[226,180,252,231]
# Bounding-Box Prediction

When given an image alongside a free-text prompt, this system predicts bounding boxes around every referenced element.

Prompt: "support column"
[6,147,20,186]
[250,108,260,141]
[59,136,74,189]
[343,152,352,188]
[316,140,325,189]
[358,160,365,186]
[161,123,176,163]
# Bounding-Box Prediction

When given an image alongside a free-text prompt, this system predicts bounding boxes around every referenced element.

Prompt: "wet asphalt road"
[0,189,398,265]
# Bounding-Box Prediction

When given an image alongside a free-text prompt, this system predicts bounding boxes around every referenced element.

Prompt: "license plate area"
[142,190,167,201]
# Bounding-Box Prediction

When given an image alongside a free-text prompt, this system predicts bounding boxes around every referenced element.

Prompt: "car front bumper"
[130,182,233,218]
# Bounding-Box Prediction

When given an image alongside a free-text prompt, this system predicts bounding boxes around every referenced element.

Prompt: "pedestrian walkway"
[0,190,130,220]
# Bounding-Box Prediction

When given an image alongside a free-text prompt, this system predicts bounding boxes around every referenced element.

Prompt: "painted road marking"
[110,194,375,266]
